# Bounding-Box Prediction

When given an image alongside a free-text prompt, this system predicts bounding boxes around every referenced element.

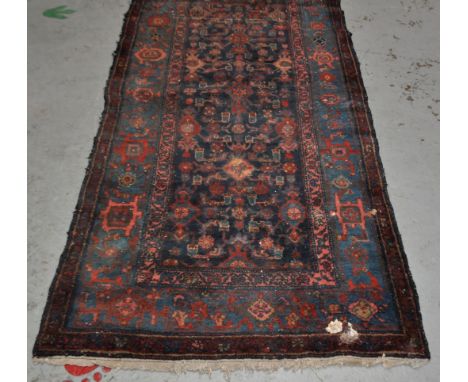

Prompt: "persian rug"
[34,0,429,369]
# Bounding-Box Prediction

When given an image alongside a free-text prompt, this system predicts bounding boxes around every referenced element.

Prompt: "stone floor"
[28,0,439,381]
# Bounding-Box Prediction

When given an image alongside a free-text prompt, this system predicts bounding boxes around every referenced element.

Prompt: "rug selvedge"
[33,0,429,365]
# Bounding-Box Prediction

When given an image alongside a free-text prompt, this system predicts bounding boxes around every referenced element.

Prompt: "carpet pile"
[34,0,429,369]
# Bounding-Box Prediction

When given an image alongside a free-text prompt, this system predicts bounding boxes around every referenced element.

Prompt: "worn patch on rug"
[33,0,429,367]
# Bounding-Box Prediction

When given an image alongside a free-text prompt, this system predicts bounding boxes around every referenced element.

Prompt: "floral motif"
[248,298,275,321]
[348,299,379,321]
[320,72,336,82]
[311,46,337,68]
[134,46,167,64]
[147,14,170,28]
[131,88,155,102]
[198,235,215,250]
[223,158,255,181]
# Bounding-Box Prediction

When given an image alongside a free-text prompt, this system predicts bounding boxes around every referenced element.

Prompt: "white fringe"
[33,355,429,372]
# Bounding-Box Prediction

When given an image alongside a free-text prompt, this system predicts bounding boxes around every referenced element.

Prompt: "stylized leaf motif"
[43,5,76,19]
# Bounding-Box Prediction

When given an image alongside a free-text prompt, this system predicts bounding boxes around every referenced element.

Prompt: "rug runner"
[33,0,429,368]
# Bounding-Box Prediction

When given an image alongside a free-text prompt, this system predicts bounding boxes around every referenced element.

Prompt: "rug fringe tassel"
[33,355,428,372]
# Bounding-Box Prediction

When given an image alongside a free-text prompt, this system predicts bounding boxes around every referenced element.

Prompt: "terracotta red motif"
[134,46,167,64]
[101,197,141,236]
